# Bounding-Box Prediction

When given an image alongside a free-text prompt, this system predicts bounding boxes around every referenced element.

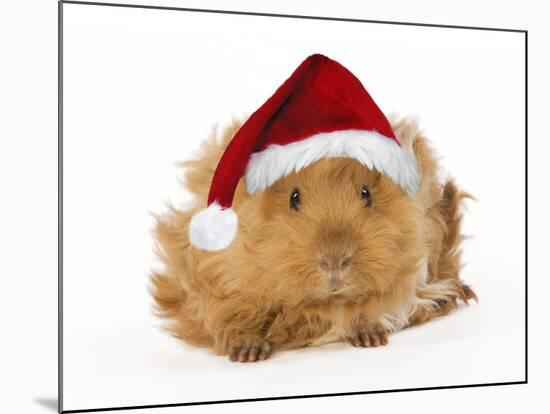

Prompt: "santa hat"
[189,53,419,251]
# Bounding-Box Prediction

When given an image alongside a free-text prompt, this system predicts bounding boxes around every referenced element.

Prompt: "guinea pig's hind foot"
[438,282,478,307]
[459,284,478,305]
[228,337,272,363]
[346,324,389,348]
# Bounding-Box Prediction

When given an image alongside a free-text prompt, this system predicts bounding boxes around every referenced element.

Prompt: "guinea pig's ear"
[389,115,421,155]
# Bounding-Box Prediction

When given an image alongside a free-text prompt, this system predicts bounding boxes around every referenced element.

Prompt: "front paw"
[346,325,389,348]
[228,335,272,362]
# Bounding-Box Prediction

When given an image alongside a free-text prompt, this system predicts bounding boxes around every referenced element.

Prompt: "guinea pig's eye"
[361,185,372,207]
[289,188,301,211]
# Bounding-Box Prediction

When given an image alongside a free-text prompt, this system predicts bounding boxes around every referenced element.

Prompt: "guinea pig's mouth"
[327,292,348,304]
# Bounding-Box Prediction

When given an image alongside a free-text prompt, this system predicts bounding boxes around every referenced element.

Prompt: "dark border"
[58,1,64,413]
[58,1,528,413]
[62,0,526,33]
[524,30,529,384]
[62,381,525,414]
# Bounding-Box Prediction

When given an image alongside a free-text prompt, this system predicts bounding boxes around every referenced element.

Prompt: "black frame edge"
[60,0,527,33]
[524,30,529,383]
[57,1,529,412]
[61,381,527,413]
[58,0,64,413]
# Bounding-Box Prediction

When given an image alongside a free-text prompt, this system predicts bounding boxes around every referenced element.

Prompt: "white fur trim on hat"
[244,129,420,196]
[189,202,238,251]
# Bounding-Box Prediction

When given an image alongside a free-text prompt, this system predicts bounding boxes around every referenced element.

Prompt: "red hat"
[189,54,419,251]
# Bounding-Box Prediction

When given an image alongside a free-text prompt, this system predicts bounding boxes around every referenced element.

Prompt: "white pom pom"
[189,202,238,251]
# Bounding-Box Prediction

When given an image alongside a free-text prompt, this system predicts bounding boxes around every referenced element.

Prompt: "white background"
[61,2,526,411]
[0,1,547,414]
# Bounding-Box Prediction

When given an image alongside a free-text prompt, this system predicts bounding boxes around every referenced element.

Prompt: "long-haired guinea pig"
[150,55,477,362]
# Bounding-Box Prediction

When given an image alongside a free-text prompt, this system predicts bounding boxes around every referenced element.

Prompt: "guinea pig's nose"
[329,278,345,292]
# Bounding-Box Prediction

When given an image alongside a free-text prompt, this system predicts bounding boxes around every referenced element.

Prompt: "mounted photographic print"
[60,1,527,412]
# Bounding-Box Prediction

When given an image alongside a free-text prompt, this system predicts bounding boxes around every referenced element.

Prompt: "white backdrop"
[5,1,550,414]
[60,2,525,412]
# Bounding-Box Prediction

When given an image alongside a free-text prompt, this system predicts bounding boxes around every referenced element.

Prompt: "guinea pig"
[150,116,477,363]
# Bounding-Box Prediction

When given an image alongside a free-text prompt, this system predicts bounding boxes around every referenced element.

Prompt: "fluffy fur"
[150,117,477,362]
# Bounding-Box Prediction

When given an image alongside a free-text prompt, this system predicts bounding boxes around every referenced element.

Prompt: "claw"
[228,339,272,362]
[238,347,249,362]
[354,337,363,347]
[360,333,370,347]
[347,328,389,349]
[461,284,479,304]
[258,342,271,360]
[248,347,259,362]
[229,348,239,362]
